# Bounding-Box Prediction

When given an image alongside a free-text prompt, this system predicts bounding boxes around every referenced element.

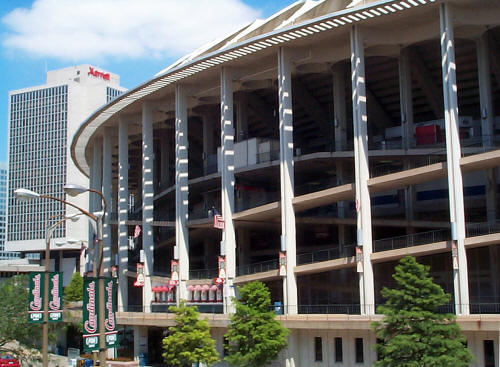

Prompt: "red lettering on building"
[88,67,110,81]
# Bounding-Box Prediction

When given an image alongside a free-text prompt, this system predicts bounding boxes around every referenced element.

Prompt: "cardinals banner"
[83,277,100,352]
[28,272,44,323]
[104,277,118,348]
[28,272,62,323]
[83,277,118,352]
[48,272,63,322]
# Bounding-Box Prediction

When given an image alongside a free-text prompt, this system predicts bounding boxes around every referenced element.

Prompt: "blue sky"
[0,0,295,163]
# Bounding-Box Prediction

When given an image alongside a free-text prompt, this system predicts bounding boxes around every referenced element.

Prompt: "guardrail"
[236,259,278,276]
[118,302,500,315]
[189,268,219,280]
[297,245,356,265]
[373,229,450,253]
[466,221,500,237]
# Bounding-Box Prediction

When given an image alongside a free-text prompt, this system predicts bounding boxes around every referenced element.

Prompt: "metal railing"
[189,268,219,280]
[466,221,500,237]
[188,208,209,220]
[369,150,446,178]
[373,229,450,253]
[460,135,500,156]
[152,267,171,277]
[296,304,362,315]
[295,177,337,196]
[236,259,278,277]
[469,303,500,314]
[369,139,403,150]
[297,245,356,266]
[256,150,280,163]
[153,209,175,221]
[118,302,500,315]
[235,192,279,212]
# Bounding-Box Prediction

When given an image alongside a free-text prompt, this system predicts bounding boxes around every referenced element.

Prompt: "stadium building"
[71,0,500,365]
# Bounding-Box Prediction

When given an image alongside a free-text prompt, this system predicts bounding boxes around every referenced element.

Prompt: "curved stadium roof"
[71,0,438,177]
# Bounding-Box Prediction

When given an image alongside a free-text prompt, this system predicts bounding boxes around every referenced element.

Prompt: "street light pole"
[41,213,81,367]
[64,185,108,367]
[15,187,108,366]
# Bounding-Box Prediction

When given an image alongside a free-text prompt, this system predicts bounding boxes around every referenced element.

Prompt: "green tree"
[372,256,472,367]
[162,301,219,367]
[64,272,83,302]
[225,281,289,367]
[0,275,43,359]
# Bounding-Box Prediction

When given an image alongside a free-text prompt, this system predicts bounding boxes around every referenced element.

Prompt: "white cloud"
[1,0,261,61]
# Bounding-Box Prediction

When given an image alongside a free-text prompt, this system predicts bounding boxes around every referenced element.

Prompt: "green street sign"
[83,277,99,352]
[28,272,44,323]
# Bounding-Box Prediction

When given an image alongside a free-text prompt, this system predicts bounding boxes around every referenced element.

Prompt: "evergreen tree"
[162,301,219,367]
[64,272,84,302]
[225,281,289,367]
[372,256,472,367]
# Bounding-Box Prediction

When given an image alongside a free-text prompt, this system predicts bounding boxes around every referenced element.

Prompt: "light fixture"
[14,188,40,201]
[63,184,88,197]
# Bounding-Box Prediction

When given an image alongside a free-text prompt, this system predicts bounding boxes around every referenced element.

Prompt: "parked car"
[0,355,20,367]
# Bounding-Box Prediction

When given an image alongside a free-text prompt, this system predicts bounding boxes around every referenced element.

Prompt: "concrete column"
[90,138,103,271]
[118,117,129,312]
[477,31,497,224]
[160,131,170,189]
[278,47,298,315]
[332,63,347,151]
[486,169,497,223]
[203,238,211,269]
[236,94,249,142]
[439,3,470,315]
[333,63,348,248]
[399,48,414,150]
[490,245,500,306]
[202,114,214,174]
[336,161,347,248]
[404,161,416,232]
[133,326,148,362]
[350,26,375,315]
[175,85,189,302]
[102,127,113,275]
[237,228,251,267]
[285,329,299,367]
[142,101,154,312]
[477,32,494,148]
[221,66,237,313]
[91,138,103,212]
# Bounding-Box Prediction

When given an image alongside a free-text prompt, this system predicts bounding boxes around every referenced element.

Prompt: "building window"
[334,337,343,362]
[484,340,495,367]
[314,337,323,362]
[355,338,364,363]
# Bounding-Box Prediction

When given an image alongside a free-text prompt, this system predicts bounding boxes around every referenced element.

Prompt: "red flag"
[134,225,141,238]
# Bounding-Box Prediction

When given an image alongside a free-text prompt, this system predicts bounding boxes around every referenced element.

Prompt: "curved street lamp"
[14,186,108,367]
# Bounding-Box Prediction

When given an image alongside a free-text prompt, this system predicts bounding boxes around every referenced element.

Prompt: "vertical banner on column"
[28,272,44,323]
[83,277,99,352]
[48,272,63,322]
[104,277,119,348]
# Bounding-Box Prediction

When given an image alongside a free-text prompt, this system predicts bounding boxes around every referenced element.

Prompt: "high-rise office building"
[6,65,126,284]
[0,162,18,260]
